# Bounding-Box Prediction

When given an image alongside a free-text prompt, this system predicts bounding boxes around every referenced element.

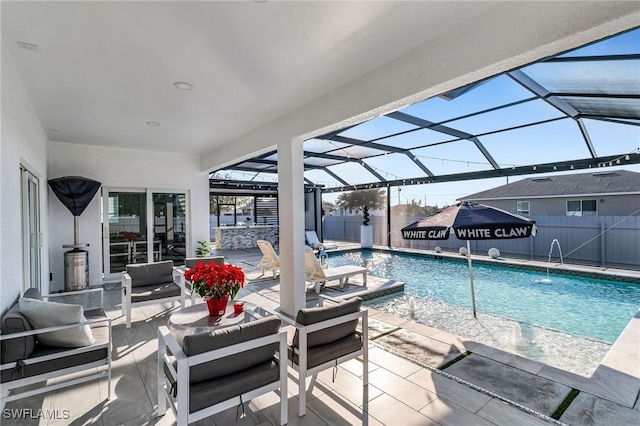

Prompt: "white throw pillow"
[19,298,95,347]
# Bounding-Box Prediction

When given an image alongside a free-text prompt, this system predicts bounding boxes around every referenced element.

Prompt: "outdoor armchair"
[282,295,368,417]
[122,260,184,328]
[157,312,288,425]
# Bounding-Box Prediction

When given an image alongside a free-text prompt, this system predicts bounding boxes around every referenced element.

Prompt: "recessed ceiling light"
[146,121,161,127]
[173,82,193,91]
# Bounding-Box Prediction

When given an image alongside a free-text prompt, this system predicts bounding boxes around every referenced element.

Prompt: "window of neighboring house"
[517,201,530,216]
[567,200,597,216]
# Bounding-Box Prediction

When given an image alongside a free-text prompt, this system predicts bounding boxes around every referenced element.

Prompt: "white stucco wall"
[48,142,209,291]
[1,39,49,311]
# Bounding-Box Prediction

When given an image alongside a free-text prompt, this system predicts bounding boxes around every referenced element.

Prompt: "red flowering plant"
[184,262,245,301]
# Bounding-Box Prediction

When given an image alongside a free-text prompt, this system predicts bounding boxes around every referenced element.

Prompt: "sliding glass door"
[153,193,186,265]
[103,191,147,277]
[103,189,187,280]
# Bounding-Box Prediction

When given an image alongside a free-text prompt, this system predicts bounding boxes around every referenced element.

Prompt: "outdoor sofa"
[0,287,112,404]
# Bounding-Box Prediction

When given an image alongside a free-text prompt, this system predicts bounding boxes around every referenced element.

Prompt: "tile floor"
[3,246,639,425]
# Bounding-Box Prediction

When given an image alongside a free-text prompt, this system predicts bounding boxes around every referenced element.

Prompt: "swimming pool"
[329,250,640,343]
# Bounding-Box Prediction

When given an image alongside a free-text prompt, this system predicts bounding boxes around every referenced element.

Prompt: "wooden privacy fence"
[323,215,640,270]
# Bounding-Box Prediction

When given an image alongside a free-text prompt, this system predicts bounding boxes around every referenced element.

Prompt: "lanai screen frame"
[211,27,640,233]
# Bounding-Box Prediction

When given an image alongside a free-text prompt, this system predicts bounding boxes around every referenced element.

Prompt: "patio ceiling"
[1,1,500,156]
[213,28,640,193]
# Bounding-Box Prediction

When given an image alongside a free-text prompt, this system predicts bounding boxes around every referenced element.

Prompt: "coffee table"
[167,300,255,344]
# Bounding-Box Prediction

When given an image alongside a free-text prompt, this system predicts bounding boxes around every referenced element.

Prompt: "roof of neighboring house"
[461,170,640,201]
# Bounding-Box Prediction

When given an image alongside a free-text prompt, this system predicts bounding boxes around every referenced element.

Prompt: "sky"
[321,27,640,207]
[222,28,640,208]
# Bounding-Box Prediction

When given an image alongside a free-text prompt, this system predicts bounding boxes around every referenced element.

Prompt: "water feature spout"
[548,239,564,265]
[512,323,522,344]
[408,296,416,316]
[544,239,565,282]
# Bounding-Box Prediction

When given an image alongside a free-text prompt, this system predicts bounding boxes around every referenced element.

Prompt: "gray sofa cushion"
[23,288,43,300]
[1,345,109,383]
[1,305,35,363]
[0,288,43,363]
[130,283,181,303]
[293,297,362,348]
[184,256,224,269]
[126,261,174,288]
[182,316,280,384]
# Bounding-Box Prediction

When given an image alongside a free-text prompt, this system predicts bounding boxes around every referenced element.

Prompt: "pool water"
[329,250,640,343]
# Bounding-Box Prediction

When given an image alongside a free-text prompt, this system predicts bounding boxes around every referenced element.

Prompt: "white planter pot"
[360,225,373,248]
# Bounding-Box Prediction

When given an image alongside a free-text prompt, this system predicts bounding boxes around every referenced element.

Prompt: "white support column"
[277,137,306,316]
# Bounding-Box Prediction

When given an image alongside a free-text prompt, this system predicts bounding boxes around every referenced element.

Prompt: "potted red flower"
[184,262,245,316]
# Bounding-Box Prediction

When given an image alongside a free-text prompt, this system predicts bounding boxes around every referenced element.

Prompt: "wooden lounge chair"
[304,247,367,293]
[305,230,337,250]
[257,240,280,278]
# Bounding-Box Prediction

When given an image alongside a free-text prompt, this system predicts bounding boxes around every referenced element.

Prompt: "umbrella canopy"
[402,201,537,241]
[401,201,537,318]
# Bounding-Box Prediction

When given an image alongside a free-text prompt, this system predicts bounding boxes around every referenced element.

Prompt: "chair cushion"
[182,316,280,384]
[164,359,279,413]
[290,334,362,369]
[293,297,362,348]
[184,257,224,269]
[1,306,35,363]
[130,283,181,303]
[1,343,109,383]
[126,261,174,288]
[0,289,44,363]
[23,288,43,300]
[18,298,95,347]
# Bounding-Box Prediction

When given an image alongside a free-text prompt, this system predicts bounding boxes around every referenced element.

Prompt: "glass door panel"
[153,193,186,265]
[21,167,41,291]
[105,191,147,274]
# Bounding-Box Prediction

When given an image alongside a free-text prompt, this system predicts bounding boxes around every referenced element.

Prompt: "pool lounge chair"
[256,240,280,278]
[305,230,337,250]
[304,247,367,293]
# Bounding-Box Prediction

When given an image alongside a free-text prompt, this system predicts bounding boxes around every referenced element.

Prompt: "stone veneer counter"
[214,225,278,249]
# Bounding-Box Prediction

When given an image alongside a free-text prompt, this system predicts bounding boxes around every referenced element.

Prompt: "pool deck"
[234,243,640,424]
[5,244,638,425]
